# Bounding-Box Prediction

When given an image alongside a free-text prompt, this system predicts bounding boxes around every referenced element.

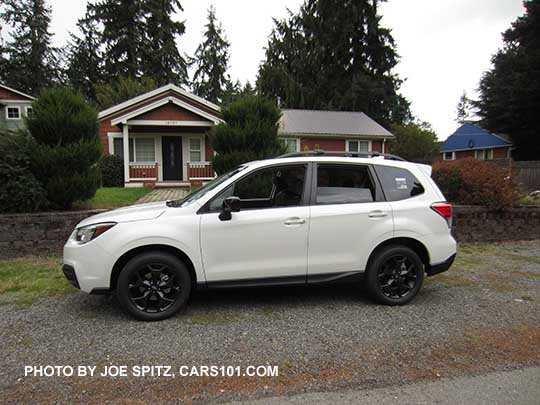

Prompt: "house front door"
[162,136,183,181]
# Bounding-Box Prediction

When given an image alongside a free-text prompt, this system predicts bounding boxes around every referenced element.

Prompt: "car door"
[307,163,394,278]
[199,163,311,283]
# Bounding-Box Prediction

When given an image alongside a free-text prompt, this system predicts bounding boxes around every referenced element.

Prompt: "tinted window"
[316,164,375,204]
[374,166,425,201]
[208,165,306,211]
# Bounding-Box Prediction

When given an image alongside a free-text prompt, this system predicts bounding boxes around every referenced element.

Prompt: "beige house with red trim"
[0,83,35,130]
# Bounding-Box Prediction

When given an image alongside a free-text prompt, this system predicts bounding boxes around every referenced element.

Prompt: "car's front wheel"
[365,245,424,305]
[116,252,192,321]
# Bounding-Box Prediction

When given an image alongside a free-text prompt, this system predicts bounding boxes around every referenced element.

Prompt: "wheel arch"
[110,244,198,291]
[366,237,431,272]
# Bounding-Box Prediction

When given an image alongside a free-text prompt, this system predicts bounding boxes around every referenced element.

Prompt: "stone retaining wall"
[452,205,540,242]
[0,206,539,258]
[0,210,106,258]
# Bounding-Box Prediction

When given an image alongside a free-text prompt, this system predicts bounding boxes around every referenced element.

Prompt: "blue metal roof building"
[440,123,512,159]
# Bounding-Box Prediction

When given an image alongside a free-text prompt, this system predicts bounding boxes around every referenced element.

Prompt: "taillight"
[431,202,452,228]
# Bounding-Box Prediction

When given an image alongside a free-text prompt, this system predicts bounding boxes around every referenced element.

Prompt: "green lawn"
[74,187,152,210]
[0,256,71,306]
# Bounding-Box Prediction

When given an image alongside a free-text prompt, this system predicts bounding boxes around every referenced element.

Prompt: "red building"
[98,85,395,187]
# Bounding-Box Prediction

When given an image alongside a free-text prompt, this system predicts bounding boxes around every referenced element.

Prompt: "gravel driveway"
[2,241,540,403]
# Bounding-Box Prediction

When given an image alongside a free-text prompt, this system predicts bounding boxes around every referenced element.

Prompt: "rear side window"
[374,165,424,201]
[316,164,375,204]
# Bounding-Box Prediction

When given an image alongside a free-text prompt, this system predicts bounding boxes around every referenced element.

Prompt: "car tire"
[365,245,424,306]
[116,252,192,321]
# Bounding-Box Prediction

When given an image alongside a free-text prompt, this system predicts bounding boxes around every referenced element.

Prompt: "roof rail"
[277,149,407,162]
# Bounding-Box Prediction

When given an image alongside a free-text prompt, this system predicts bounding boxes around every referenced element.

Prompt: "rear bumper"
[427,253,456,276]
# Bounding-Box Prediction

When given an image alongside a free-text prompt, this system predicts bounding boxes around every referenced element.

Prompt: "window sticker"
[395,177,408,190]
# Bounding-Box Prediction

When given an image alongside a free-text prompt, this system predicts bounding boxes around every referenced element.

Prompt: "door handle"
[368,210,388,218]
[284,217,306,225]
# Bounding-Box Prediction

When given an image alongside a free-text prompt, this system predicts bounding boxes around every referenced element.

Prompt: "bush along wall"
[26,87,102,210]
[99,154,124,187]
[432,158,518,209]
[0,129,47,214]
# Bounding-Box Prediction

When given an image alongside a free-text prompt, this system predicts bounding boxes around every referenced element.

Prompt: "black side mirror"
[219,196,241,221]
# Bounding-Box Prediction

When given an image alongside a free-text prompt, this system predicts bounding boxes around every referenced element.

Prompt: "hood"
[77,201,168,228]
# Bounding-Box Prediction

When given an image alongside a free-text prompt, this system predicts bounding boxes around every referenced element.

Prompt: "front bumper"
[427,253,456,276]
[62,264,80,289]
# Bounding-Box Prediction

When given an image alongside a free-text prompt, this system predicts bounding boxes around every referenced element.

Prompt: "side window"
[374,165,425,201]
[316,164,375,204]
[208,165,306,211]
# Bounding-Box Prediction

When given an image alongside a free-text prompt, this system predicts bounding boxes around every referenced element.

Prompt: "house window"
[475,149,493,160]
[112,138,134,162]
[443,152,455,160]
[281,138,299,153]
[25,106,33,116]
[347,140,370,153]
[134,138,155,162]
[6,106,20,120]
[189,138,202,162]
[112,137,154,163]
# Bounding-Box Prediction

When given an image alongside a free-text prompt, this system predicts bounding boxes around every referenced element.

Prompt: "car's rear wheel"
[116,252,191,321]
[365,245,424,305]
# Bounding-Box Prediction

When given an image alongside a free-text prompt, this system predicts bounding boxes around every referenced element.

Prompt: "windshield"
[166,165,247,208]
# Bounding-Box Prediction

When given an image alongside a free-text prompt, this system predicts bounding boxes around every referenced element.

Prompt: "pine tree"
[141,0,188,85]
[455,91,475,124]
[257,0,410,127]
[66,10,105,103]
[192,6,232,104]
[0,0,58,95]
[476,1,540,160]
[89,0,147,78]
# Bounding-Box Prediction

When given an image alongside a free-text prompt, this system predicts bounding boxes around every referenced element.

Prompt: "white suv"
[63,152,456,321]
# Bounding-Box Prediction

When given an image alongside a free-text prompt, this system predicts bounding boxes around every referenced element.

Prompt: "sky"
[40,0,527,139]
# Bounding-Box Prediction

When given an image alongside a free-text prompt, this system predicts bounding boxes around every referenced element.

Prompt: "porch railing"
[129,162,158,180]
[188,161,215,180]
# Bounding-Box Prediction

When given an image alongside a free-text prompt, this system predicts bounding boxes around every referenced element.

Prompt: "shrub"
[100,154,124,187]
[432,158,517,208]
[0,129,46,213]
[209,95,286,175]
[26,87,102,209]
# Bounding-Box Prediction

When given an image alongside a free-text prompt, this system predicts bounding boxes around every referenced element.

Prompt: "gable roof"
[98,83,220,120]
[0,83,36,101]
[279,109,394,138]
[440,123,512,152]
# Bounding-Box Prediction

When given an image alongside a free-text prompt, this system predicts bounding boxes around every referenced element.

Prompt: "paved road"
[233,366,540,405]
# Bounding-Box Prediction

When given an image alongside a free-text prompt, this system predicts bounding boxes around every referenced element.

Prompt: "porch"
[108,128,216,187]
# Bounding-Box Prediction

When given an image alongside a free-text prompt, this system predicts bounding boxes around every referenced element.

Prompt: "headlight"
[72,222,116,244]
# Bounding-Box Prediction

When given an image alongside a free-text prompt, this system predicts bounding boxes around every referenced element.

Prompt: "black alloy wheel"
[377,255,418,299]
[365,245,424,306]
[117,252,192,321]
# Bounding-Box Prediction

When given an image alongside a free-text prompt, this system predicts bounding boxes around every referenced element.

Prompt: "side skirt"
[200,271,364,290]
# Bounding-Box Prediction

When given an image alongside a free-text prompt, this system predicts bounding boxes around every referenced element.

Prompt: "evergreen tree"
[89,0,147,78]
[455,91,476,124]
[257,0,410,127]
[66,10,105,103]
[142,0,188,85]
[96,75,157,110]
[0,0,58,94]
[26,87,102,209]
[210,96,285,174]
[476,0,540,160]
[192,6,232,103]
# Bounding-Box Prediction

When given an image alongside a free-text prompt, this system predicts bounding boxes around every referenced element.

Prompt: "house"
[98,84,223,187]
[440,123,512,161]
[99,86,395,188]
[278,109,394,154]
[0,83,35,130]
